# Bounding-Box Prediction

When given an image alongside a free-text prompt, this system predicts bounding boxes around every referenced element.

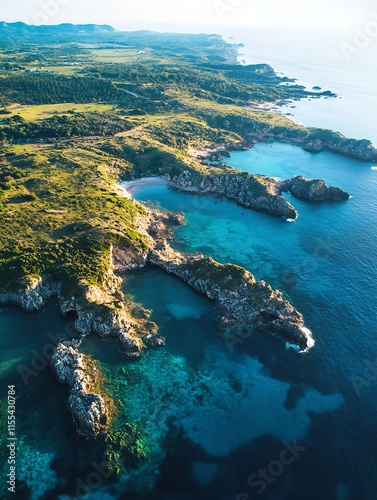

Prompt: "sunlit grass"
[5,102,115,122]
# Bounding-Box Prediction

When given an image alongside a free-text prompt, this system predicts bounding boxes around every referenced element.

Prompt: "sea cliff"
[167,169,298,219]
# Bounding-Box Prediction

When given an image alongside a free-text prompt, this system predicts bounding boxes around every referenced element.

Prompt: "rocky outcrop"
[51,342,108,438]
[166,169,298,220]
[112,245,149,273]
[253,128,377,162]
[59,271,162,357]
[302,136,377,161]
[149,240,313,351]
[279,176,350,201]
[0,276,60,312]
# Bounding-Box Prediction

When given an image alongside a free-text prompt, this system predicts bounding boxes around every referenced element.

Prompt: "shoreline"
[118,177,175,198]
[119,177,201,199]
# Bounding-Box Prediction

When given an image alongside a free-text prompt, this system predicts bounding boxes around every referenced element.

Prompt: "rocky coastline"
[0,205,314,353]
[0,202,316,438]
[254,132,377,162]
[0,165,350,440]
[245,118,377,161]
[180,148,351,211]
[191,120,377,163]
[149,241,313,351]
[166,169,298,220]
[154,169,348,220]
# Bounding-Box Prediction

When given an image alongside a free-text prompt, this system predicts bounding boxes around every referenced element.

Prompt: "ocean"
[1,29,377,500]
[225,28,377,146]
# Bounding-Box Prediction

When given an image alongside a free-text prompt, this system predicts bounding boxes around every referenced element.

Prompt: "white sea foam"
[285,327,315,353]
[371,166,377,171]
[302,327,315,352]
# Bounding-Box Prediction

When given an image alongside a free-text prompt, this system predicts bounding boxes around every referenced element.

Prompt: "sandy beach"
[118,177,175,198]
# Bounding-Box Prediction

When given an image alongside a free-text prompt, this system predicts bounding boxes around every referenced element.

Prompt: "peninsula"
[0,23,375,454]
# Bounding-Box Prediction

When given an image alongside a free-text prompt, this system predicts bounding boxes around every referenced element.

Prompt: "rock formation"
[148,238,313,351]
[279,176,350,201]
[166,169,298,220]
[302,136,377,161]
[51,341,108,438]
[0,276,59,312]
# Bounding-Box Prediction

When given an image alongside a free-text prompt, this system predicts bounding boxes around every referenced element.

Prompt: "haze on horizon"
[1,0,376,36]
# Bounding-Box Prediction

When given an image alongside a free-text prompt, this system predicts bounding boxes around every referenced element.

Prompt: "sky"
[1,0,377,35]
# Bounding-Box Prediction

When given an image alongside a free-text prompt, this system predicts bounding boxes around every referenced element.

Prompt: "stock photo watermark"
[281,236,337,290]
[236,440,307,498]
[70,457,125,499]
[213,0,247,21]
[350,355,377,397]
[221,324,253,354]
[340,11,377,61]
[5,385,17,494]
[24,0,73,25]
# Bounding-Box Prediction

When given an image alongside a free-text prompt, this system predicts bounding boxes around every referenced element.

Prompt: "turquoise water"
[0,303,83,499]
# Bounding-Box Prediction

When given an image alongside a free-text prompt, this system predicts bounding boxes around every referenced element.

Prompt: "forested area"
[0,74,119,105]
[0,112,132,139]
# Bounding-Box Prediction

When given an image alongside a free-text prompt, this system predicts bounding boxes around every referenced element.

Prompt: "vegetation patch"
[104,424,148,474]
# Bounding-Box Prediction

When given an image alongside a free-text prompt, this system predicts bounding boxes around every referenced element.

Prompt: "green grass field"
[5,102,115,121]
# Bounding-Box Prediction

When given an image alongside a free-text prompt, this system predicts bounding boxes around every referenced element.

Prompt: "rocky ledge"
[51,341,108,438]
[166,169,298,220]
[0,276,60,312]
[241,121,377,162]
[279,176,350,201]
[149,239,313,351]
[301,136,377,161]
[0,265,163,359]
